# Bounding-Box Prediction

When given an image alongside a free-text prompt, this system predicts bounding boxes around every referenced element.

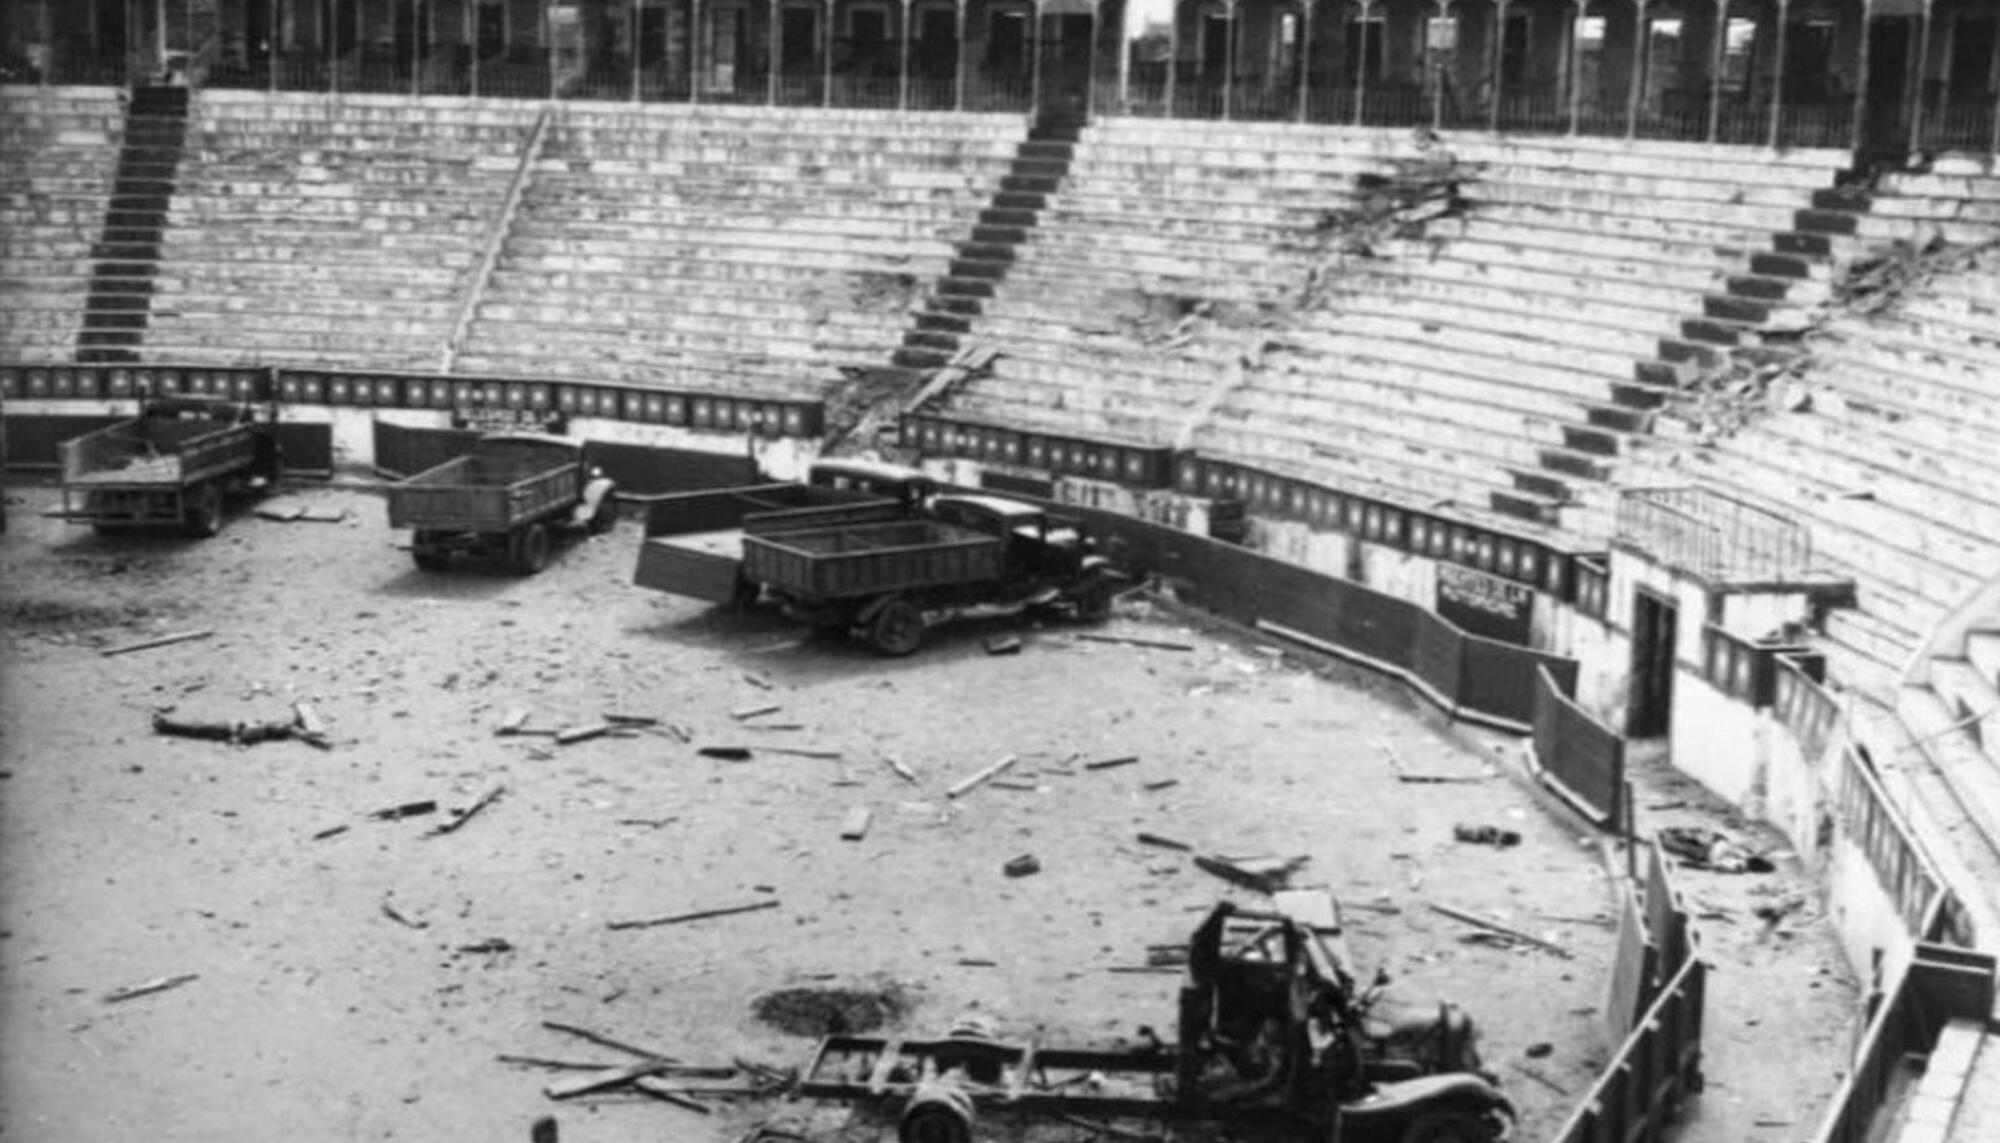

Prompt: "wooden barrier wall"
[1531,665,1627,829]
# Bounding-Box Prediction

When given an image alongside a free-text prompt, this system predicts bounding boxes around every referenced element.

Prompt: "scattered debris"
[1193,854,1308,893]
[369,799,438,821]
[555,722,619,745]
[946,754,1019,799]
[311,824,349,841]
[1143,779,1180,792]
[1511,1061,1568,1096]
[732,704,783,721]
[1084,755,1139,772]
[742,673,774,690]
[546,1059,675,1100]
[1658,826,1774,873]
[1377,740,1489,784]
[883,755,918,783]
[608,900,780,931]
[380,900,428,930]
[1453,824,1522,848]
[618,817,678,829]
[152,711,296,746]
[429,785,504,837]
[989,779,1040,792]
[1004,854,1042,878]
[542,1020,678,1061]
[839,807,872,841]
[1524,1042,1553,1059]
[699,746,754,761]
[604,712,660,727]
[103,972,199,1003]
[254,503,306,522]
[457,938,514,955]
[984,634,1023,655]
[101,629,214,657]
[1427,902,1572,958]
[754,986,905,1036]
[1075,633,1195,652]
[291,702,331,749]
[757,746,843,760]
[1137,831,1192,852]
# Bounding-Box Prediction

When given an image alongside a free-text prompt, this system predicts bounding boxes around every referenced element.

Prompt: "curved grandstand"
[5,0,2000,1139]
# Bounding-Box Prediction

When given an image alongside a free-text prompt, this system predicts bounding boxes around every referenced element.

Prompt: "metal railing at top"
[1615,486,1812,584]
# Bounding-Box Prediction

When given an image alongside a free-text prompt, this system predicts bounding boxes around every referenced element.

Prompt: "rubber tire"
[1398,1108,1493,1143]
[1073,579,1115,623]
[512,523,552,576]
[867,599,926,657]
[898,1084,974,1143]
[411,532,450,572]
[182,482,224,538]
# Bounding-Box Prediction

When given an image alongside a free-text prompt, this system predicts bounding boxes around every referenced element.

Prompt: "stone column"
[1298,0,1315,122]
[1707,0,1727,141]
[1354,0,1375,125]
[1907,0,1932,150]
[954,0,965,110]
[1849,0,1872,151]
[821,0,834,107]
[1766,0,1789,147]
[899,0,912,109]
[1625,0,1649,137]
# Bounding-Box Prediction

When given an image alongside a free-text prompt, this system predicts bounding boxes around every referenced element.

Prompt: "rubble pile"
[1284,137,1484,311]
[1659,235,2000,448]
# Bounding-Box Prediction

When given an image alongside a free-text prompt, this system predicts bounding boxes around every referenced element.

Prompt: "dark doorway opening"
[1627,589,1679,739]
[1039,12,1093,116]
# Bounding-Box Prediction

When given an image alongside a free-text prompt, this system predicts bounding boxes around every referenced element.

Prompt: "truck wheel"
[411,532,449,572]
[182,482,224,538]
[512,523,552,575]
[1398,1108,1494,1143]
[1073,579,1115,623]
[868,599,926,657]
[898,1081,974,1143]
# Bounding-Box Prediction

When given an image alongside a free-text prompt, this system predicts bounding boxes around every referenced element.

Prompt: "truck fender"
[855,593,903,628]
[1337,1073,1514,1125]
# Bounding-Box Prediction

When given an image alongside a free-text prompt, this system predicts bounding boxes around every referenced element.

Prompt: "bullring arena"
[3,2,2000,1142]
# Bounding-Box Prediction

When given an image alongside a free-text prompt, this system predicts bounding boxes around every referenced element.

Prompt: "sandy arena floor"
[0,481,1858,1143]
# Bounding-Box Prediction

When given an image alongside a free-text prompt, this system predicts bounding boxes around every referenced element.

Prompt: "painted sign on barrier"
[1437,561,1534,644]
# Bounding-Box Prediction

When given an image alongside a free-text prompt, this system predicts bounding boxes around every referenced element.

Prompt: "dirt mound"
[753,986,907,1037]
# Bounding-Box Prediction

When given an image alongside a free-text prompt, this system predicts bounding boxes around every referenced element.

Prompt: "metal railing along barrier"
[1615,486,1812,583]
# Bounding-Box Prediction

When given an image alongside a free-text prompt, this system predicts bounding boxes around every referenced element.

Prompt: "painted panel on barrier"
[1437,562,1534,645]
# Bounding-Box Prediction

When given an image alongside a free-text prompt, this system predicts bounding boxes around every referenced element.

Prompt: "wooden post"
[1766,0,1789,148]
[954,0,965,110]
[1625,0,1648,138]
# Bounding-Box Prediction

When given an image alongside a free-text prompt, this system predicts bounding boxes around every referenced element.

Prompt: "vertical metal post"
[412,0,422,96]
[330,0,340,92]
[953,0,964,110]
[899,0,911,110]
[270,0,280,90]
[1625,0,1647,138]
[545,0,557,98]
[632,0,642,101]
[1907,0,1932,152]
[1353,0,1372,126]
[1297,0,1314,123]
[767,0,779,103]
[1489,0,1509,133]
[1166,0,1178,116]
[1086,0,1100,118]
[1431,0,1450,132]
[822,0,833,107]
[1766,0,1789,148]
[1850,0,1872,153]
[1707,0,1726,142]
[468,0,479,96]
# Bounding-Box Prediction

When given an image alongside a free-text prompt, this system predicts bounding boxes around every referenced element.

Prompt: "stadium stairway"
[76,86,188,363]
[891,110,1083,373]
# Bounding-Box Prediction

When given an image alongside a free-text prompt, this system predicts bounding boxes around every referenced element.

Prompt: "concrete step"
[77,347,142,363]
[971,224,1028,245]
[1811,186,1872,212]
[1794,207,1862,236]
[1018,141,1074,162]
[1009,158,1070,180]
[1538,445,1615,482]
[947,258,1008,281]
[1631,360,1684,389]
[1750,250,1817,279]
[936,279,995,299]
[1725,273,1796,301]
[902,328,959,352]
[978,206,1038,228]
[1656,336,1726,369]
[1773,231,1835,258]
[1508,467,1575,503]
[1489,486,1562,526]
[891,346,950,369]
[929,295,983,316]
[957,242,1016,263]
[1563,422,1626,458]
[992,191,1047,211]
[1585,402,1653,433]
[1705,293,1772,324]
[915,311,972,335]
[1682,314,1753,347]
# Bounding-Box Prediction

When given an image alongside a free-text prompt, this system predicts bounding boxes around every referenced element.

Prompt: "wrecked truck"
[799,894,1510,1143]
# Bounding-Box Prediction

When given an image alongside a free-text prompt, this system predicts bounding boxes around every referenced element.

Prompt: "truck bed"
[386,445,580,532]
[743,519,1002,602]
[60,417,256,488]
[633,484,913,604]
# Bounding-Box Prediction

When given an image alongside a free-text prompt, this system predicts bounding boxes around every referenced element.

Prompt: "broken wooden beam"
[545,1059,676,1099]
[883,755,918,783]
[756,746,843,760]
[540,1021,678,1062]
[1137,831,1192,851]
[1084,755,1139,772]
[103,972,199,1003]
[698,746,753,761]
[496,708,531,736]
[839,807,873,841]
[380,900,428,929]
[368,799,437,821]
[730,704,782,721]
[607,900,779,931]
[1427,902,1572,958]
[1075,632,1194,652]
[555,723,616,746]
[429,785,504,837]
[102,629,214,657]
[946,754,1019,799]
